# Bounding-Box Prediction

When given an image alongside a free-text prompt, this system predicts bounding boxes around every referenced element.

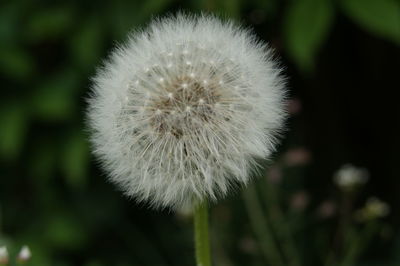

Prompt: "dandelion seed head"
[87,13,287,209]
[333,164,369,190]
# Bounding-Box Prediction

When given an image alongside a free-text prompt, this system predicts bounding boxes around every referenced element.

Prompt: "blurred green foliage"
[0,0,399,265]
[284,0,334,72]
[340,0,400,45]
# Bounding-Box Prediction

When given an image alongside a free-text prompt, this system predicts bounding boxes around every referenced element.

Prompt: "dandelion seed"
[87,13,287,209]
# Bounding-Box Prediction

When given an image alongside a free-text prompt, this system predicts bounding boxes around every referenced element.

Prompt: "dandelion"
[87,13,286,210]
[87,13,286,266]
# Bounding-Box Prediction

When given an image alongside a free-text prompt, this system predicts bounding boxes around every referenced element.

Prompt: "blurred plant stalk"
[242,147,311,266]
[262,178,301,266]
[243,183,285,266]
[326,165,389,266]
[325,164,366,266]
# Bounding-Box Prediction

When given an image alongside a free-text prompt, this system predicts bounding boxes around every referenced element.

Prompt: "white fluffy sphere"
[87,13,286,210]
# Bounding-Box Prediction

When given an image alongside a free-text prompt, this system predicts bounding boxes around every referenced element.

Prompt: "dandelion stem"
[194,201,212,266]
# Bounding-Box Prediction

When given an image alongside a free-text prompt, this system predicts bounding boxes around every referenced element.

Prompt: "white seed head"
[87,13,287,210]
[333,164,369,189]
[17,245,32,262]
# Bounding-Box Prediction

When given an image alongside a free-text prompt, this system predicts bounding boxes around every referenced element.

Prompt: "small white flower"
[333,164,369,189]
[0,246,8,264]
[17,245,31,262]
[87,13,287,209]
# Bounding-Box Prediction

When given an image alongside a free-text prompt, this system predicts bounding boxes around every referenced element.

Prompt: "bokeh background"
[0,0,399,265]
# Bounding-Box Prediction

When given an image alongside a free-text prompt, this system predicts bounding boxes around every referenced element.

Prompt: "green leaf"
[217,0,241,18]
[340,0,400,45]
[191,0,241,17]
[108,0,140,39]
[70,17,104,71]
[31,70,79,121]
[26,6,76,41]
[284,0,334,72]
[109,0,173,39]
[0,103,28,160]
[0,46,35,80]
[29,140,56,181]
[0,3,20,43]
[44,212,87,250]
[61,131,90,188]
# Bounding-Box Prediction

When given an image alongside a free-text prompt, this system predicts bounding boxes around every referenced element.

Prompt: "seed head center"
[149,75,221,137]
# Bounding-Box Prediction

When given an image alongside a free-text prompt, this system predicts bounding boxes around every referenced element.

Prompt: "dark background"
[0,0,399,265]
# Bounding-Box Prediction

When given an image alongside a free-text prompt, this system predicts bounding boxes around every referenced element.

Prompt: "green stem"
[194,201,212,266]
